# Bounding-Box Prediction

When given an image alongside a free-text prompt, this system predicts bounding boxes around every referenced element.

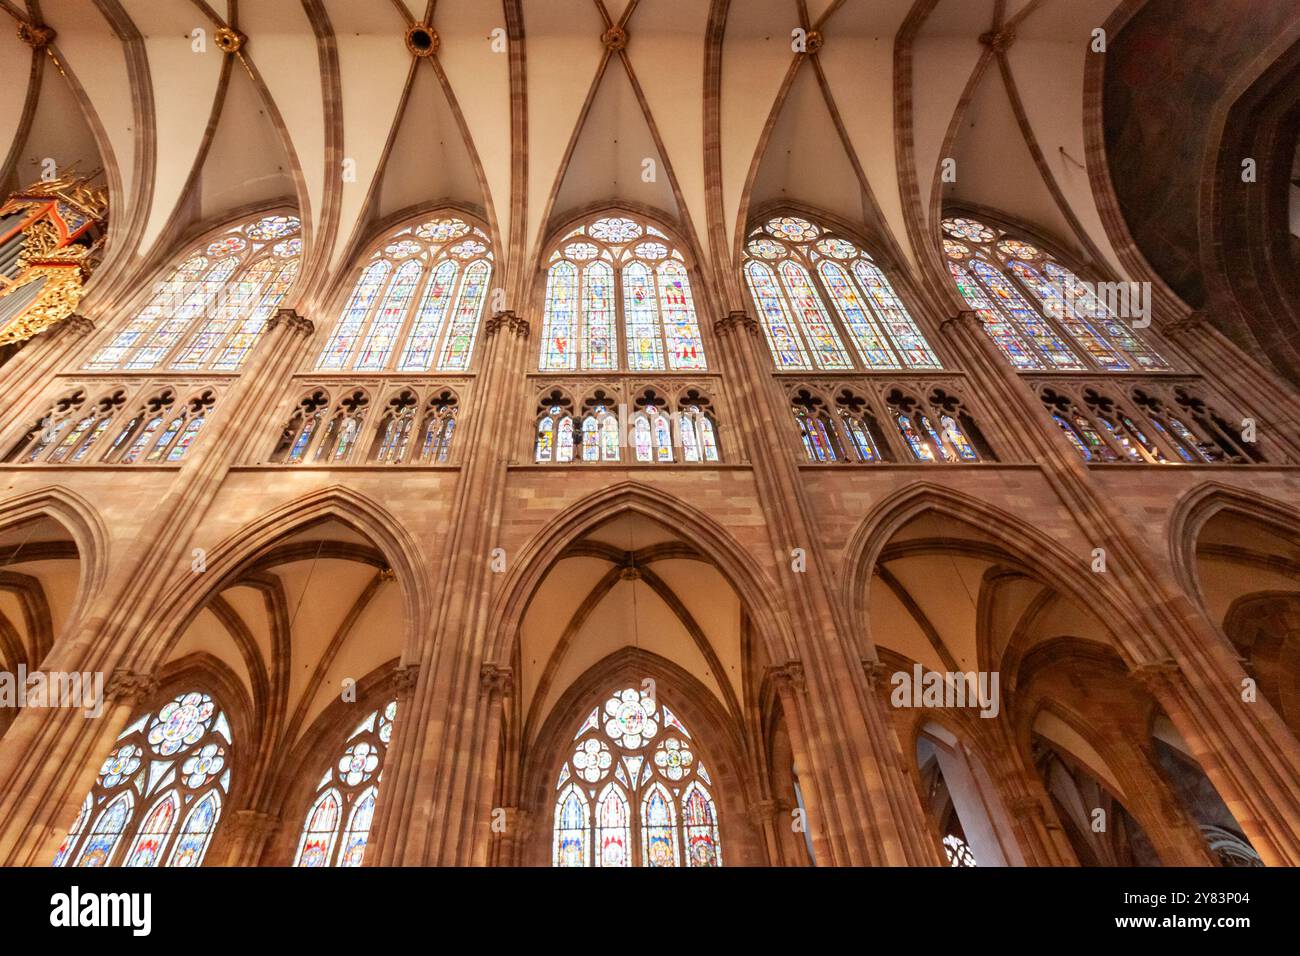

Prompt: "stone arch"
[844,481,1146,667]
[1168,480,1300,614]
[485,481,795,668]
[1172,482,1300,742]
[138,486,430,672]
[0,486,107,636]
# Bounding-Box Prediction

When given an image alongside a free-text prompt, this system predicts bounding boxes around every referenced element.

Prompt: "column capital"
[712,310,759,337]
[748,799,781,826]
[485,310,530,339]
[1129,658,1182,693]
[57,313,95,338]
[1007,794,1045,819]
[480,663,514,698]
[268,307,314,336]
[104,669,159,704]
[768,660,806,696]
[940,309,982,333]
[861,657,891,688]
[1163,313,1205,338]
[391,663,420,696]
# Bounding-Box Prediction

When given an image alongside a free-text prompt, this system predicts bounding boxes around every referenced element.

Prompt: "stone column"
[0,667,156,866]
[709,310,941,866]
[220,811,282,867]
[368,310,534,866]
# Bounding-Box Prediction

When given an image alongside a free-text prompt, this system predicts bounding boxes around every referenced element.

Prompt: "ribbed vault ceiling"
[0,0,1145,318]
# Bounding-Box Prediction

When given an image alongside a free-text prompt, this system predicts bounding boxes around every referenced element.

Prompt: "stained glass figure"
[538,215,708,372]
[293,700,398,867]
[552,686,723,867]
[742,215,942,372]
[316,217,494,372]
[55,690,233,868]
[86,215,302,371]
[940,215,1169,373]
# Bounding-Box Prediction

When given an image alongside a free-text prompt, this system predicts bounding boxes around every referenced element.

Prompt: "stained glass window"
[941,216,1170,373]
[316,216,493,372]
[943,833,977,867]
[538,216,708,372]
[294,700,397,867]
[86,215,301,371]
[55,691,232,868]
[742,215,942,372]
[552,686,722,867]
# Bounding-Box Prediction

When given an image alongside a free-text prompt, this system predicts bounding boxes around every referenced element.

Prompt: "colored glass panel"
[397,259,457,371]
[1009,260,1127,371]
[818,259,897,368]
[744,260,810,369]
[582,260,616,370]
[319,260,391,370]
[657,260,706,370]
[356,259,422,370]
[851,259,942,369]
[622,261,663,370]
[778,260,851,370]
[969,258,1082,369]
[540,261,579,370]
[437,259,490,371]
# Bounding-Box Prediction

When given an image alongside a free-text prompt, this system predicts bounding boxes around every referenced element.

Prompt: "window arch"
[941,215,1169,373]
[317,216,493,373]
[789,385,989,464]
[85,214,301,371]
[742,214,942,372]
[533,386,723,465]
[8,387,218,465]
[538,215,708,372]
[54,690,233,867]
[294,700,398,867]
[552,686,723,867]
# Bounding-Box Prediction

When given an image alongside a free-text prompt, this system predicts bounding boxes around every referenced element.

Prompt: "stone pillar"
[747,798,784,865]
[368,310,533,867]
[709,310,941,866]
[1129,657,1300,864]
[221,811,282,867]
[0,667,156,866]
[471,663,512,865]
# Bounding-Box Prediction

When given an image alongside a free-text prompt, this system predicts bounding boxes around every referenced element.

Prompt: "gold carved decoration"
[17,21,56,49]
[0,267,89,347]
[0,173,106,347]
[215,27,245,53]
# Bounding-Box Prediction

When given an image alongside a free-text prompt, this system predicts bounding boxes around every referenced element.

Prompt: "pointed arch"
[1168,482,1300,614]
[0,487,108,643]
[484,482,795,669]
[844,482,1146,668]
[141,487,430,673]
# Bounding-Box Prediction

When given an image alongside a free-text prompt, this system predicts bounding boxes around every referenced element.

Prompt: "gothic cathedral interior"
[0,0,1297,880]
